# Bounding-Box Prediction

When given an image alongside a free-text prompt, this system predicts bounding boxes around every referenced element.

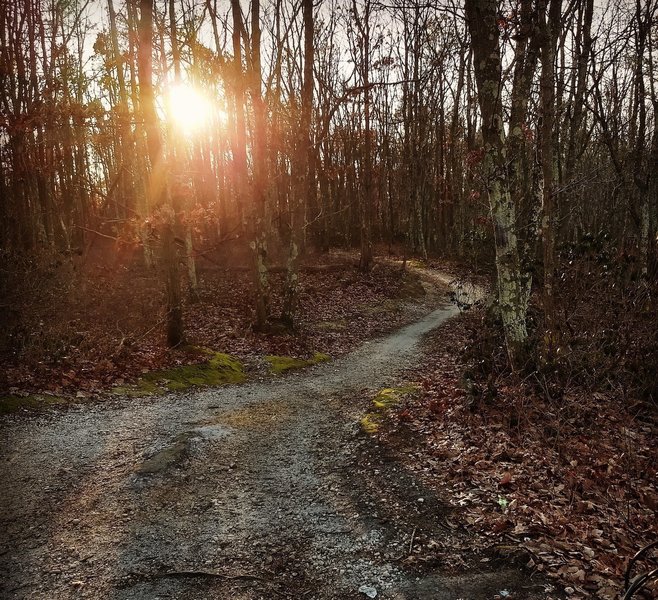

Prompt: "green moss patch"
[361,412,383,434]
[361,385,418,434]
[112,351,245,397]
[112,379,164,398]
[372,385,417,409]
[265,352,331,374]
[0,394,70,415]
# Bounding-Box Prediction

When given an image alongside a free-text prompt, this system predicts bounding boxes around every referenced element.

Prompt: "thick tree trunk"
[465,0,529,369]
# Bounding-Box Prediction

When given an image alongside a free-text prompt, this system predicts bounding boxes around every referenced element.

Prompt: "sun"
[165,83,212,134]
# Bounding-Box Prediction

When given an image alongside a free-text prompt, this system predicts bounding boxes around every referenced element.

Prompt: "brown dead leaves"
[380,311,658,600]
[2,253,434,396]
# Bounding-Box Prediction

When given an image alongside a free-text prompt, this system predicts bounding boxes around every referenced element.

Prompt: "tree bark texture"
[465,0,529,369]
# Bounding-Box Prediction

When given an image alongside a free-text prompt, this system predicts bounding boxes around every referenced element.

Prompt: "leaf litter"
[1,252,437,401]
[374,310,658,600]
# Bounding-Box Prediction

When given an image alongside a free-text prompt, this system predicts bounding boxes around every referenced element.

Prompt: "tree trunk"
[354,0,373,272]
[282,0,314,327]
[138,0,183,347]
[247,0,271,329]
[169,0,199,301]
[465,0,529,369]
[539,0,561,358]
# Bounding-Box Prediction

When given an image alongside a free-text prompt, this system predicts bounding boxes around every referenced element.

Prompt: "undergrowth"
[463,241,658,413]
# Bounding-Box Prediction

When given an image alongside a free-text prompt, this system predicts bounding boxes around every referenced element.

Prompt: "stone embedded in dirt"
[358,584,378,598]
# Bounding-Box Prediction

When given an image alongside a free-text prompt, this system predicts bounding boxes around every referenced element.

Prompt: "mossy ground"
[0,394,70,415]
[265,352,331,374]
[361,385,418,434]
[112,349,245,397]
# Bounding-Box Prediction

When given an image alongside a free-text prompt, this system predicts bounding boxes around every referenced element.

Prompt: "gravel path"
[0,275,546,599]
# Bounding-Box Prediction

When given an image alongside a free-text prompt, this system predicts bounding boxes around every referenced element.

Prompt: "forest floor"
[369,310,658,600]
[1,261,655,600]
[1,250,450,401]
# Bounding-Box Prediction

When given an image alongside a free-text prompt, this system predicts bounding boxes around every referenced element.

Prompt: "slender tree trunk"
[565,0,593,177]
[169,0,199,301]
[138,0,183,347]
[508,0,540,307]
[248,0,271,329]
[282,0,314,327]
[539,0,561,357]
[354,0,373,272]
[632,0,651,276]
[228,0,248,235]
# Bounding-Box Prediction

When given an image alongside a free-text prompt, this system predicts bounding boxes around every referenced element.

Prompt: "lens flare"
[165,83,212,134]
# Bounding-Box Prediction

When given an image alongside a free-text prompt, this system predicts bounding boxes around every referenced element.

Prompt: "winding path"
[0,276,543,599]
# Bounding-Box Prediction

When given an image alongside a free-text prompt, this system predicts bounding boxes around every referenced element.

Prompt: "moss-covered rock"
[112,351,245,396]
[265,352,331,374]
[0,394,70,415]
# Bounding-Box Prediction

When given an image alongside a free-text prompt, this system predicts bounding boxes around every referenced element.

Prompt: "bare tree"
[282,0,314,327]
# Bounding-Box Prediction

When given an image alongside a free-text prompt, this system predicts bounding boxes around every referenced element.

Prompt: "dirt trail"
[0,273,546,600]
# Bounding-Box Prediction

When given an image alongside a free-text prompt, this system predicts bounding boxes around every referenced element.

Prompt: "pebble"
[358,584,378,598]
